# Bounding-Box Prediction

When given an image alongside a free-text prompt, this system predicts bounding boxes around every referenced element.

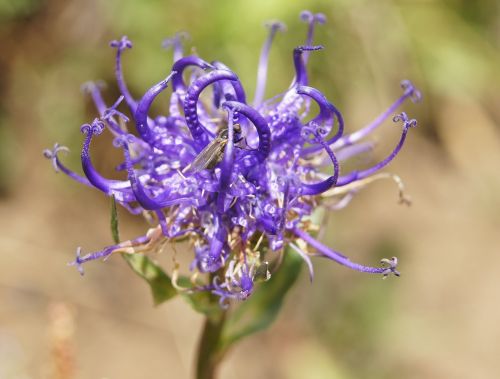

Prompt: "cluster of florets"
[44,11,420,306]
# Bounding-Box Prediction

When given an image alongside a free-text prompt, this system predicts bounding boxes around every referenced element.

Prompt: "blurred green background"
[1,0,499,378]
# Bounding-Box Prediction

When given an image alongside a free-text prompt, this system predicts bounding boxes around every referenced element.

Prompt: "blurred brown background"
[1,0,500,378]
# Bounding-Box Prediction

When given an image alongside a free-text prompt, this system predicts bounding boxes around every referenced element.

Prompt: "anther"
[80,80,106,94]
[300,11,326,25]
[380,257,400,278]
[161,32,190,50]
[103,95,129,123]
[68,247,85,276]
[264,20,287,32]
[400,79,422,103]
[393,112,418,129]
[43,143,69,172]
[80,119,105,135]
[110,36,133,50]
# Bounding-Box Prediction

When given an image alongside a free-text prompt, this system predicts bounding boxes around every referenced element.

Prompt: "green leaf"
[177,276,224,320]
[182,290,224,320]
[220,250,302,351]
[110,196,177,306]
[123,254,177,306]
[110,195,120,244]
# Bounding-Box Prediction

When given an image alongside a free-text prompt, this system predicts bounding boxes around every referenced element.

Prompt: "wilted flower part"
[45,11,420,306]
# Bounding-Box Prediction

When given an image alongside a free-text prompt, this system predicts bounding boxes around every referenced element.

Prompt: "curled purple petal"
[293,45,323,86]
[294,228,399,276]
[222,101,271,162]
[296,85,344,155]
[134,71,176,143]
[184,69,240,148]
[333,80,421,149]
[336,112,417,186]
[217,109,236,213]
[110,36,137,112]
[80,119,134,202]
[171,56,213,92]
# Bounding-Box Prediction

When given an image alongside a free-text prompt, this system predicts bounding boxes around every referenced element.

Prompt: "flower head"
[45,11,420,306]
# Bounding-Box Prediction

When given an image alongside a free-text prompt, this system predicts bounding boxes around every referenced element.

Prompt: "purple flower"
[44,11,420,306]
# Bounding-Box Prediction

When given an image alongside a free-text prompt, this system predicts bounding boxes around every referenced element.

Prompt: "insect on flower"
[44,10,420,307]
[183,123,244,175]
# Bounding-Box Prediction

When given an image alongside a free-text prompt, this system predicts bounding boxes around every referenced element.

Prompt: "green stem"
[195,310,228,379]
